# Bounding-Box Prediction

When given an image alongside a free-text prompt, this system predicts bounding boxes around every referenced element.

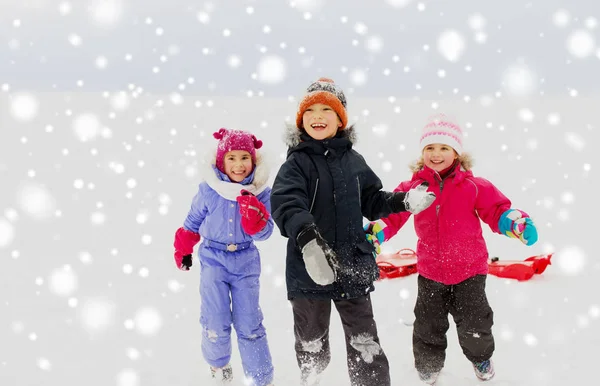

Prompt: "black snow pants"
[290,294,391,386]
[413,274,495,373]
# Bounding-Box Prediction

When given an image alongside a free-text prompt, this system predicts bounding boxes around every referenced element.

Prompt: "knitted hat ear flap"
[296,77,348,130]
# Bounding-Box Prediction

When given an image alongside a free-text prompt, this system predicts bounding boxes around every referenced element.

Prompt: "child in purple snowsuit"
[173,128,275,386]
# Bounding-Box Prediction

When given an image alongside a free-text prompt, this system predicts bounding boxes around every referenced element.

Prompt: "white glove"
[404,182,436,215]
[301,239,337,286]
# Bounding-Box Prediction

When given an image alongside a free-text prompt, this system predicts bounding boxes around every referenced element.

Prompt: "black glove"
[181,254,193,270]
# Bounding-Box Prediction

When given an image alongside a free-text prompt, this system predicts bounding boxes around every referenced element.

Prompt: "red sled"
[376,249,552,281]
[488,254,553,281]
[375,248,418,280]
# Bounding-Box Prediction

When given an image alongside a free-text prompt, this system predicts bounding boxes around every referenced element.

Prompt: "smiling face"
[222,150,253,182]
[302,103,342,140]
[422,143,458,172]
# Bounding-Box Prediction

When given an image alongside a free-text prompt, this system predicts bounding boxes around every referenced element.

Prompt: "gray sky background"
[0,0,599,97]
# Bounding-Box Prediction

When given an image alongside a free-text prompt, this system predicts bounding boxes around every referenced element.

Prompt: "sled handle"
[398,248,416,257]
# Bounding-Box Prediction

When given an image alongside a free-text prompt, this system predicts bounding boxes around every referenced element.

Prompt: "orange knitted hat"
[296,77,348,130]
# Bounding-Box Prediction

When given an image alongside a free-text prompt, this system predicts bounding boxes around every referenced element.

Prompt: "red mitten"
[173,227,201,270]
[236,190,269,235]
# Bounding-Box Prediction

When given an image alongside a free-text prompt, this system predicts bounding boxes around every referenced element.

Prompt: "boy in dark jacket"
[270,77,436,386]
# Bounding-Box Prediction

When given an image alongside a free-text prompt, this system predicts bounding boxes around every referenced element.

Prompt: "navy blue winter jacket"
[271,126,402,300]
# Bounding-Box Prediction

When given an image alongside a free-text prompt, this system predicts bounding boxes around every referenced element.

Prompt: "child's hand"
[236,190,269,235]
[297,224,338,285]
[403,182,436,214]
[498,209,538,246]
[173,227,201,270]
[364,221,385,255]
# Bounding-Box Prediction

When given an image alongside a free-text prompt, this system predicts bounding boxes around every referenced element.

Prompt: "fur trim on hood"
[200,149,270,201]
[283,123,358,148]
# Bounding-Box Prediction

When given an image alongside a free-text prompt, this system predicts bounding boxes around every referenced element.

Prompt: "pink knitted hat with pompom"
[213,128,263,172]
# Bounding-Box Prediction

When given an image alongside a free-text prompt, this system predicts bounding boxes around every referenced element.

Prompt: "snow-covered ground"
[1,1,598,385]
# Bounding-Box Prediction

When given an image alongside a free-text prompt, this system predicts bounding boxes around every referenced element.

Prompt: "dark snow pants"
[413,274,494,373]
[290,294,391,386]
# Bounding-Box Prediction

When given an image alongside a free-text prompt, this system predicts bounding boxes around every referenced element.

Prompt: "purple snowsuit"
[183,156,274,386]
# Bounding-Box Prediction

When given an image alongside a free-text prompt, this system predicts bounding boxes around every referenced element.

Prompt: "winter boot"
[210,363,233,384]
[300,369,321,386]
[473,359,495,381]
[418,370,440,385]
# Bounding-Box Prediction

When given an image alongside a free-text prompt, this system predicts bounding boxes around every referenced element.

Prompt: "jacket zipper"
[309,178,319,213]
[435,174,443,282]
[356,176,361,204]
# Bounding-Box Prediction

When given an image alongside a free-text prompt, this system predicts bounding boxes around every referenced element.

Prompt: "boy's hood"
[284,123,357,148]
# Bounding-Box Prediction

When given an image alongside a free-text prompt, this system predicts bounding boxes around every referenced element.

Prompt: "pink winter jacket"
[380,164,511,285]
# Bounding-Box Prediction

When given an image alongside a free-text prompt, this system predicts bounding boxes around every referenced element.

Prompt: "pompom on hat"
[296,77,348,130]
[213,128,263,172]
[420,114,464,155]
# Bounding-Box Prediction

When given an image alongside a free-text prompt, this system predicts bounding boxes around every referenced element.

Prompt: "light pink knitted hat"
[420,114,464,155]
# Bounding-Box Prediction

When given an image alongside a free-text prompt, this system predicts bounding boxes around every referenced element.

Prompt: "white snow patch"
[48,265,78,297]
[78,298,116,333]
[134,307,162,336]
[555,245,586,276]
[371,124,389,137]
[567,30,595,58]
[0,219,15,248]
[518,108,535,122]
[560,191,575,204]
[10,93,39,122]
[90,211,106,225]
[73,113,101,142]
[552,9,570,28]
[399,288,410,300]
[385,0,415,8]
[37,358,52,371]
[349,333,381,363]
[126,348,141,360]
[502,63,537,97]
[116,368,140,386]
[257,56,287,84]
[95,56,108,69]
[437,30,466,62]
[301,338,323,353]
[205,328,218,342]
[365,35,384,53]
[523,333,538,346]
[292,0,323,11]
[564,132,585,151]
[89,0,124,27]
[547,113,561,125]
[350,68,368,86]
[16,183,56,220]
[58,2,72,15]
[110,92,131,110]
[468,13,487,30]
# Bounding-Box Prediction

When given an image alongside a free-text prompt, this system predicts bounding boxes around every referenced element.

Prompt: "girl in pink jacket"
[364,114,538,385]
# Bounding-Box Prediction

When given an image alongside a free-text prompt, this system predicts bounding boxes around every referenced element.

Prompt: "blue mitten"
[364,221,385,255]
[498,209,538,246]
